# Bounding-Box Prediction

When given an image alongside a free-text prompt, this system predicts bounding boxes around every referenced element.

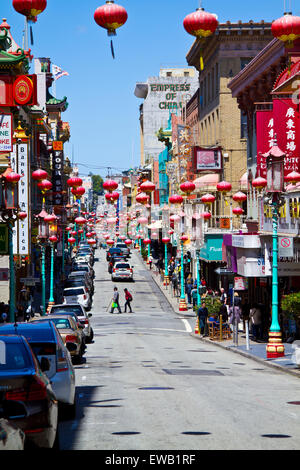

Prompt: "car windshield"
[65,281,86,288]
[50,318,72,329]
[52,307,83,317]
[116,264,130,269]
[0,341,30,370]
[116,244,126,248]
[64,288,84,296]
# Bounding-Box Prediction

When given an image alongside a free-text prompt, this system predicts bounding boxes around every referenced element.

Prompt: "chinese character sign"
[256,110,274,177]
[273,98,300,176]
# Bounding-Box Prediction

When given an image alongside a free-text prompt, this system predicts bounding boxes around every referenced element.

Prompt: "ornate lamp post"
[179,235,189,312]
[263,140,285,359]
[45,212,58,312]
[36,207,49,316]
[162,237,171,286]
[1,168,22,322]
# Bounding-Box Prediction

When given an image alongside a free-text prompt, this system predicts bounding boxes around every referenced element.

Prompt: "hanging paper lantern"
[67,177,82,188]
[5,170,22,184]
[252,176,267,190]
[140,181,156,193]
[71,186,85,197]
[162,237,170,244]
[143,238,151,245]
[94,1,128,36]
[232,191,247,204]
[169,194,183,205]
[18,211,27,220]
[44,213,57,224]
[232,207,244,216]
[13,0,47,22]
[107,239,114,246]
[170,214,181,222]
[201,211,212,220]
[217,181,232,193]
[201,193,216,205]
[78,229,84,234]
[75,216,87,226]
[125,239,132,245]
[271,12,300,48]
[68,237,76,245]
[32,168,48,181]
[168,229,174,235]
[285,171,300,185]
[183,7,218,70]
[137,216,148,225]
[136,192,149,205]
[49,235,58,243]
[103,179,118,192]
[87,238,97,245]
[180,181,196,195]
[180,235,189,242]
[37,179,52,192]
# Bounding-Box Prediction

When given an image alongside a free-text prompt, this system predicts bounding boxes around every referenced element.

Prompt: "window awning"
[194,173,220,191]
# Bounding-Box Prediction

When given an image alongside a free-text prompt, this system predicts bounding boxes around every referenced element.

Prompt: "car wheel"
[86,328,94,343]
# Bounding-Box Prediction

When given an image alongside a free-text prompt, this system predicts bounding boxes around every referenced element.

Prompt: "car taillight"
[66,335,78,343]
[5,378,47,401]
[57,347,68,372]
[84,319,89,325]
[113,269,116,273]
[83,294,87,300]
[130,268,133,273]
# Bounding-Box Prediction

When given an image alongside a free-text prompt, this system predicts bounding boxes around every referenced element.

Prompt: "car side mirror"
[40,357,50,372]
[88,313,92,317]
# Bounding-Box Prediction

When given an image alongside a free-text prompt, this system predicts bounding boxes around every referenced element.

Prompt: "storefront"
[199,233,225,289]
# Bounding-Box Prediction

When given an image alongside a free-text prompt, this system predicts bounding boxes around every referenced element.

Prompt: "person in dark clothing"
[197,302,209,336]
[218,302,228,323]
[110,287,122,314]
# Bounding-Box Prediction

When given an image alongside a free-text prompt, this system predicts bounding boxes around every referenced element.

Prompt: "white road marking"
[181,318,192,333]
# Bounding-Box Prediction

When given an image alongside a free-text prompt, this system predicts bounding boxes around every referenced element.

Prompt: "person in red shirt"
[124,288,133,313]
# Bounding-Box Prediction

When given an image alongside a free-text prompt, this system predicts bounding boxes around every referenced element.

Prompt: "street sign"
[279,236,293,257]
[214,267,234,275]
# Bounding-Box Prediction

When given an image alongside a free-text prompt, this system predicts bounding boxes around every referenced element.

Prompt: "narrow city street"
[58,249,300,451]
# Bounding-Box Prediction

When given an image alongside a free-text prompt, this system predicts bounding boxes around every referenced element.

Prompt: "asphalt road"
[58,248,300,451]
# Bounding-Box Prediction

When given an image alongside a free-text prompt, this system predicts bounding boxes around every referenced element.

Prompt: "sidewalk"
[148,261,300,379]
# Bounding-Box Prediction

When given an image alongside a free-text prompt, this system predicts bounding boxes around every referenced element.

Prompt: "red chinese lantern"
[217,181,232,194]
[125,239,132,245]
[37,179,52,192]
[143,238,151,245]
[87,238,97,245]
[86,232,93,238]
[232,207,244,216]
[136,192,149,205]
[44,213,56,224]
[285,171,300,184]
[183,7,218,70]
[169,194,183,205]
[252,176,267,190]
[201,211,212,220]
[162,237,170,244]
[67,177,82,188]
[271,12,300,48]
[180,181,196,195]
[32,168,48,181]
[201,193,216,205]
[103,179,118,192]
[94,1,128,36]
[68,237,76,245]
[71,186,85,197]
[49,235,58,243]
[5,171,22,184]
[232,191,247,203]
[78,229,84,234]
[18,211,27,220]
[180,235,189,242]
[13,0,47,22]
[107,239,114,246]
[140,181,156,193]
[75,216,87,225]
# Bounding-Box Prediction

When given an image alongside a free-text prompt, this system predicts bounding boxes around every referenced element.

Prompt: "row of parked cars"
[107,242,134,282]
[0,240,97,449]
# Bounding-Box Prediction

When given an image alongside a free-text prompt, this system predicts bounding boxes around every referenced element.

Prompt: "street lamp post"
[196,250,201,307]
[179,235,188,311]
[36,208,49,316]
[262,140,285,359]
[162,237,170,286]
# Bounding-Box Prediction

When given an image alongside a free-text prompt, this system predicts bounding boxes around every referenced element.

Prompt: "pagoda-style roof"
[46,89,68,112]
[272,57,300,94]
[0,18,31,73]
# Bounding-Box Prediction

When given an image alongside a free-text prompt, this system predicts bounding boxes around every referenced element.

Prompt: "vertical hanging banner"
[17,143,29,255]
[52,142,64,207]
[256,109,274,178]
[273,98,300,176]
[0,114,13,152]
[10,144,18,255]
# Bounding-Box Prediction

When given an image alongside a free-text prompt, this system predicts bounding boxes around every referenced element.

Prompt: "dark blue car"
[0,334,58,448]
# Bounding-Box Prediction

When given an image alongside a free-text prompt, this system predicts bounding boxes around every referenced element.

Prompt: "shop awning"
[194,173,220,191]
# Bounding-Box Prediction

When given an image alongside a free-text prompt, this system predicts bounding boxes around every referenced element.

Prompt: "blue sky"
[1,0,298,178]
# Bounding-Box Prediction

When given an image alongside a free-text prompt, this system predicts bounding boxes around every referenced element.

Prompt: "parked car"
[72,263,94,279]
[68,271,94,292]
[0,334,58,448]
[106,247,122,261]
[49,304,93,343]
[63,287,91,310]
[0,322,76,419]
[112,261,134,282]
[39,315,85,364]
[116,242,130,258]
[64,278,93,296]
[0,418,25,450]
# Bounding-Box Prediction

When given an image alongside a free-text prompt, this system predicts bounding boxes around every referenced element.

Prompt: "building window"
[166,71,172,77]
[241,111,248,139]
[184,71,189,77]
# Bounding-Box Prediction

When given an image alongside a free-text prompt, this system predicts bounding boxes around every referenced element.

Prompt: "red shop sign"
[256,109,274,178]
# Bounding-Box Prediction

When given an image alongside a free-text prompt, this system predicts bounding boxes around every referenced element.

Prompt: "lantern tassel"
[200,53,204,71]
[30,26,34,46]
[111,39,115,59]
